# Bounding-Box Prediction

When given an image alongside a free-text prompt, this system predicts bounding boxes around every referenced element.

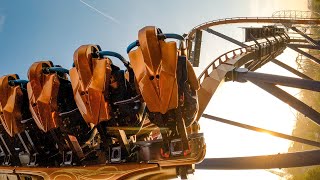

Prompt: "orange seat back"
[27,61,60,132]
[0,75,24,137]
[69,45,112,125]
[128,26,178,114]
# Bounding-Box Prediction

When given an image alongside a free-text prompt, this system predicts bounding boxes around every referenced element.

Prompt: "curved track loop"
[195,17,320,170]
[196,35,288,121]
[187,17,320,39]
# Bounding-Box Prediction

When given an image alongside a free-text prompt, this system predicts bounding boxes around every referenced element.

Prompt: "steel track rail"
[194,16,320,170]
[188,17,320,39]
[196,34,288,121]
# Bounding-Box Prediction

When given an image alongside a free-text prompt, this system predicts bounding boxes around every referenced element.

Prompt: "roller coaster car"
[27,61,92,165]
[0,33,205,179]
[70,45,146,163]
[127,26,201,157]
[0,74,57,166]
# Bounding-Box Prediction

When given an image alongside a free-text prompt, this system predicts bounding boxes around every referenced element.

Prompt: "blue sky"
[0,0,303,79]
[0,1,311,179]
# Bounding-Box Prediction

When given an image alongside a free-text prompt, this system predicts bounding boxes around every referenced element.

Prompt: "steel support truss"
[202,114,320,148]
[290,26,320,46]
[228,68,320,126]
[204,28,248,48]
[271,59,313,80]
[287,44,320,64]
[286,25,320,64]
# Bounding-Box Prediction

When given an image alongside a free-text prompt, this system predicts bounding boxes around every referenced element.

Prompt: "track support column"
[228,68,320,125]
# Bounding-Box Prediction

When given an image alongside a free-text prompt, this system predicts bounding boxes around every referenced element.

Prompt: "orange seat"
[27,61,61,132]
[0,74,24,137]
[128,26,179,114]
[128,27,200,153]
[69,45,112,125]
